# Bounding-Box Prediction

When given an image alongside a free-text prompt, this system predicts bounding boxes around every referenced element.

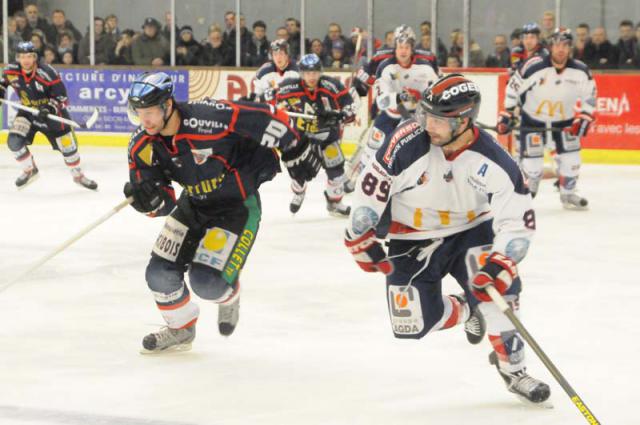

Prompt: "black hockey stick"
[477,121,568,133]
[486,285,601,424]
[0,98,99,129]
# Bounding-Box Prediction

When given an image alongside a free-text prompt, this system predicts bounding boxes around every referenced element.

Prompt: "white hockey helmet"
[394,25,416,47]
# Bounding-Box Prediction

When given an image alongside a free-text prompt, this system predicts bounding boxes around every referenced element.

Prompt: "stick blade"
[84,108,100,129]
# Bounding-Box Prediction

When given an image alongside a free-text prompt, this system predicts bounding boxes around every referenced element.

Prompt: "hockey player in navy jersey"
[124,72,320,353]
[347,25,440,191]
[0,41,97,190]
[345,74,550,404]
[275,53,357,217]
[498,28,595,209]
[510,23,549,73]
[251,39,300,102]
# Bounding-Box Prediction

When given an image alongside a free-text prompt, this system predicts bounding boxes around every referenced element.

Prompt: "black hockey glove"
[238,92,256,102]
[317,110,346,128]
[123,180,164,213]
[37,104,56,122]
[0,84,6,99]
[281,138,321,183]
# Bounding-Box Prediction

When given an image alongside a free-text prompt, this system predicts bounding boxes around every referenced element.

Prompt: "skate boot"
[290,190,306,214]
[324,191,351,218]
[451,294,486,344]
[73,173,98,190]
[141,324,196,353]
[15,166,39,189]
[343,178,356,194]
[218,296,240,336]
[489,351,551,404]
[560,193,588,210]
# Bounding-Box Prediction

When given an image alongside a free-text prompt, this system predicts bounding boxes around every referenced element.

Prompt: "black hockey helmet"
[128,72,174,110]
[420,74,481,122]
[270,39,289,53]
[549,27,573,45]
[16,41,37,55]
[299,53,322,72]
[521,22,541,35]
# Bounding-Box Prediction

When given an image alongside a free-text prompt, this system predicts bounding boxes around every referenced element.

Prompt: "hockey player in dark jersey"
[510,23,549,73]
[251,39,299,102]
[123,72,321,353]
[345,74,550,405]
[275,53,357,217]
[0,41,97,189]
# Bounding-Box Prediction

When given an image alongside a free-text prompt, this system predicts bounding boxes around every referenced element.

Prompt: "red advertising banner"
[585,74,640,150]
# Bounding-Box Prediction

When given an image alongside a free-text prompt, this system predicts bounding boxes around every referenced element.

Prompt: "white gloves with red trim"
[345,230,393,275]
[567,112,594,137]
[471,253,518,302]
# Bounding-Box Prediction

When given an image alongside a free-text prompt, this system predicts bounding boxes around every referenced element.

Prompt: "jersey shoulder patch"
[319,76,344,94]
[36,63,60,80]
[567,59,592,78]
[376,119,429,176]
[375,57,396,78]
[276,78,302,95]
[519,55,547,78]
[256,62,276,79]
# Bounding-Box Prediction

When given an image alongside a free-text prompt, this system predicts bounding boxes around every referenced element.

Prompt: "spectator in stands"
[573,23,590,61]
[310,38,326,62]
[161,11,178,41]
[176,25,202,66]
[420,20,448,66]
[420,33,431,51]
[57,31,77,63]
[540,10,555,44]
[275,26,289,42]
[6,17,23,58]
[584,26,616,69]
[30,30,46,56]
[200,27,232,66]
[510,28,523,49]
[111,29,135,65]
[14,11,31,41]
[383,30,394,48]
[449,30,484,67]
[485,34,510,67]
[615,20,638,69]
[24,4,52,44]
[447,55,461,67]
[132,17,168,66]
[322,23,349,60]
[50,9,82,46]
[78,17,115,65]
[222,11,252,65]
[105,14,121,39]
[61,49,75,65]
[244,20,269,67]
[286,17,303,60]
[42,45,57,64]
[324,39,349,68]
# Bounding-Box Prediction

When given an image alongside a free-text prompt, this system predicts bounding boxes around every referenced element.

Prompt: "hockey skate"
[452,294,486,344]
[560,193,588,211]
[489,351,551,405]
[324,191,351,218]
[141,324,196,354]
[343,178,356,194]
[218,296,240,336]
[290,190,306,214]
[15,166,39,189]
[73,173,98,191]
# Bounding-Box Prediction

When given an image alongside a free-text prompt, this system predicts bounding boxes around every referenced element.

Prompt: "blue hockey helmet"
[299,53,322,72]
[521,22,541,35]
[128,72,174,110]
[16,41,37,54]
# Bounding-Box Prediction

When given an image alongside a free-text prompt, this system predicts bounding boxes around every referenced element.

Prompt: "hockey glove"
[567,112,594,137]
[0,84,6,98]
[353,69,370,97]
[37,104,57,122]
[238,92,256,102]
[123,180,164,214]
[471,253,518,302]
[317,109,346,128]
[496,110,516,135]
[345,229,393,275]
[281,138,322,183]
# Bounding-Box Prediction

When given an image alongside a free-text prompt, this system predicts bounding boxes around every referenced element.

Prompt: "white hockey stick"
[0,197,133,294]
[287,111,317,120]
[486,285,601,424]
[0,98,99,129]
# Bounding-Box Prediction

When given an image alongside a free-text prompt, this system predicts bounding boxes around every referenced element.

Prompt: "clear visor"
[416,102,458,130]
[127,104,165,126]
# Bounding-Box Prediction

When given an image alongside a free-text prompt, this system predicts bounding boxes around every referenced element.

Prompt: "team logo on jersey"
[382,121,421,165]
[443,169,453,182]
[137,143,153,166]
[193,228,238,271]
[417,171,429,185]
[191,148,212,165]
[535,100,566,119]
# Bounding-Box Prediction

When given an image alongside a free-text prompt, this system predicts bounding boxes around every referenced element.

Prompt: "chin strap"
[160,100,175,132]
[440,118,473,147]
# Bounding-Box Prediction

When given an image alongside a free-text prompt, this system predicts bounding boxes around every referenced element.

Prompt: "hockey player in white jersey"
[345,74,550,404]
[250,39,299,102]
[498,28,595,209]
[347,25,440,191]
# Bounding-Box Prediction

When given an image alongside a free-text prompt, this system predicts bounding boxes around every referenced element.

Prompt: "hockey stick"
[0,98,100,129]
[486,285,601,424]
[477,121,568,133]
[0,197,133,294]
[287,111,317,120]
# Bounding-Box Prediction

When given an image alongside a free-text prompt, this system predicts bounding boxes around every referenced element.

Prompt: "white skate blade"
[328,210,350,219]
[16,173,40,190]
[515,394,554,409]
[139,342,193,355]
[562,202,589,211]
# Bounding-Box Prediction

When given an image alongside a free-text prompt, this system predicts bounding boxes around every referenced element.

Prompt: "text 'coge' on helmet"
[299,53,322,72]
[420,74,481,122]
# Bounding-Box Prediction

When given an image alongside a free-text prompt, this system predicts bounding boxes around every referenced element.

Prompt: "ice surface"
[0,145,637,424]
